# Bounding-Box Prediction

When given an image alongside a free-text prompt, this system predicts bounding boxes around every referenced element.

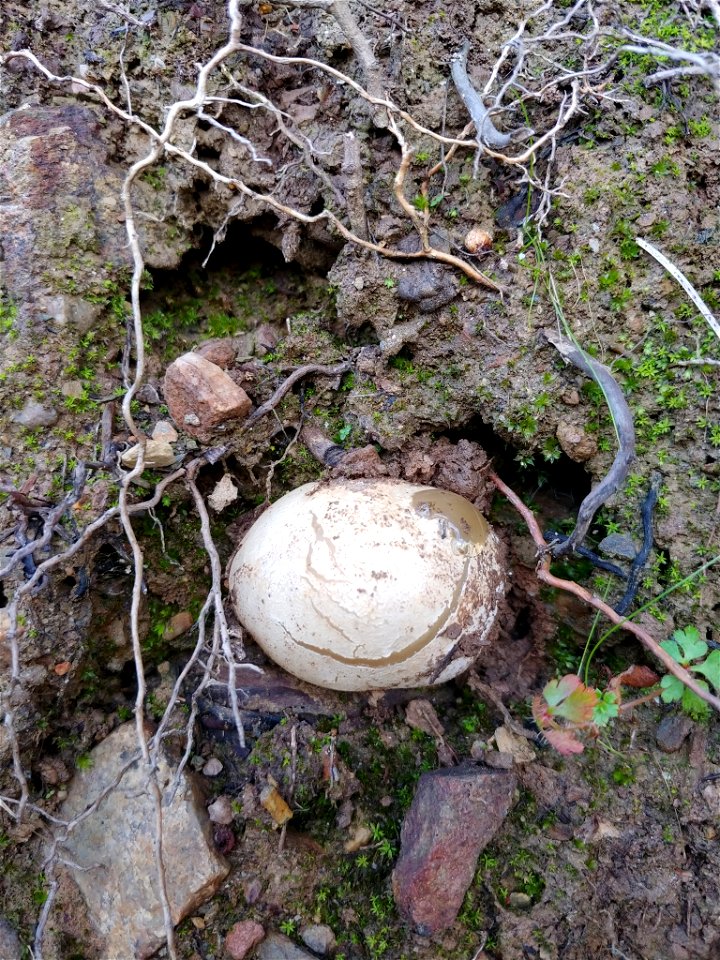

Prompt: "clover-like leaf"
[692,649,720,693]
[662,625,707,665]
[681,682,710,721]
[660,674,684,704]
[542,675,598,723]
[542,674,582,708]
[592,691,620,727]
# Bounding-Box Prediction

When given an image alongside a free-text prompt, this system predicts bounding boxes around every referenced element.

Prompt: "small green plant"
[76,753,94,771]
[660,625,720,719]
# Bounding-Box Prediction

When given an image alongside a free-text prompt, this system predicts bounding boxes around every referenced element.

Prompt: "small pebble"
[225,920,265,960]
[508,892,532,909]
[208,795,234,825]
[203,757,223,777]
[301,923,337,956]
[656,714,693,753]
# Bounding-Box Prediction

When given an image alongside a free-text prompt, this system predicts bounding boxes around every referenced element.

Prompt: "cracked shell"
[228,479,507,691]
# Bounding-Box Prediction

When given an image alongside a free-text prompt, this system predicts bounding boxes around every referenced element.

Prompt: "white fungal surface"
[228,479,507,691]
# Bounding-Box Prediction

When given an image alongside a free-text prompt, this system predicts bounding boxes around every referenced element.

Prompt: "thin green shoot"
[581,551,720,677]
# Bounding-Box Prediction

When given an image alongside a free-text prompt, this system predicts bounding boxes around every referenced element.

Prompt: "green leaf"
[543,675,582,708]
[660,674,684,703]
[662,625,707,664]
[692,649,720,692]
[592,692,620,727]
[681,682,710,720]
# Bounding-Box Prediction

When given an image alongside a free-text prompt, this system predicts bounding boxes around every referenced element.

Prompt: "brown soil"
[1,1,719,958]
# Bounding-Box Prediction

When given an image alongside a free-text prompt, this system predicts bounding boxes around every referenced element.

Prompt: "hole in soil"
[141,220,335,355]
[0,583,7,608]
[449,414,592,533]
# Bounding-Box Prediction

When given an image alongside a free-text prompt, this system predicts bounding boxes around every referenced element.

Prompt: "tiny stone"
[152,419,178,442]
[225,920,265,960]
[61,379,85,399]
[588,238,600,253]
[137,383,160,405]
[208,795,235,825]
[301,923,337,955]
[203,758,223,777]
[11,400,58,428]
[163,610,194,641]
[243,877,263,905]
[256,932,316,960]
[656,714,693,753]
[484,750,514,770]
[208,474,239,513]
[508,892,532,909]
[120,439,176,469]
[470,740,486,761]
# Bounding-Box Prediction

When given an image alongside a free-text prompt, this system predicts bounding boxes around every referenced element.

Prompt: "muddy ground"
[1,1,719,958]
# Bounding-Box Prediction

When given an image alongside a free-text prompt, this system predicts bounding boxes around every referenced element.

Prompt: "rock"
[57,722,229,959]
[256,932,316,960]
[392,766,516,935]
[508,891,532,909]
[196,338,238,369]
[259,784,293,825]
[301,923,336,955]
[10,400,58,428]
[656,714,693,753]
[0,105,129,333]
[163,353,252,440]
[0,917,21,960]
[202,757,223,777]
[208,795,235,825]
[138,383,161,405]
[556,420,598,462]
[598,533,637,560]
[120,439,176,469]
[61,379,85,399]
[152,419,178,442]
[208,474,239,512]
[48,295,104,333]
[225,920,265,959]
[344,824,372,852]
[162,610,194,641]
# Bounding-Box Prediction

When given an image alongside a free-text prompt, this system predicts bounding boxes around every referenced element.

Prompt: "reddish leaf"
[531,694,551,730]
[53,661,71,676]
[542,675,598,723]
[543,728,586,756]
[543,675,582,708]
[612,665,660,690]
[557,685,598,723]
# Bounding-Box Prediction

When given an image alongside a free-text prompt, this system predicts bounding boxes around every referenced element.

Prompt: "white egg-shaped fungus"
[228,479,507,691]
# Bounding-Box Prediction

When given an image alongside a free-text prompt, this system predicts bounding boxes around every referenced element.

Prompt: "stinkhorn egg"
[228,479,506,691]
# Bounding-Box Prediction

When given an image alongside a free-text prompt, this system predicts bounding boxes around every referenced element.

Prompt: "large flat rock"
[58,722,229,958]
[392,765,516,935]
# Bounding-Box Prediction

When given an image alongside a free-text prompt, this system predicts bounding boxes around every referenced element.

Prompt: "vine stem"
[489,470,720,714]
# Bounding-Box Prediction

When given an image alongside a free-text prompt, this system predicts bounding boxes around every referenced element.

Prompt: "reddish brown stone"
[392,767,516,934]
[196,338,238,369]
[225,920,265,959]
[556,419,598,462]
[163,353,252,440]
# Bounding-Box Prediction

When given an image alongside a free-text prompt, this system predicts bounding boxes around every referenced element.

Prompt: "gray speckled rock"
[57,722,229,959]
[256,932,316,960]
[0,917,22,960]
[10,400,58,428]
[301,923,337,955]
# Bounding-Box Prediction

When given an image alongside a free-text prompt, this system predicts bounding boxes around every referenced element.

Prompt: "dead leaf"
[404,698,444,738]
[53,661,71,676]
